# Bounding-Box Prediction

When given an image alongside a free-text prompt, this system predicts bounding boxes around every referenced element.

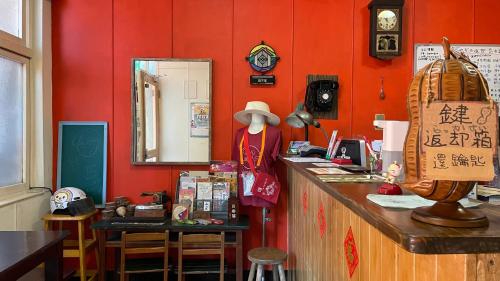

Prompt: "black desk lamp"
[286,103,329,142]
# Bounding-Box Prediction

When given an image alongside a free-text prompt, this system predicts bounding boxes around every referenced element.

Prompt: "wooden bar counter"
[283,159,500,281]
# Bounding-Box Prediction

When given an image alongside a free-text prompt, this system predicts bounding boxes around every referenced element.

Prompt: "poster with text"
[190,103,209,137]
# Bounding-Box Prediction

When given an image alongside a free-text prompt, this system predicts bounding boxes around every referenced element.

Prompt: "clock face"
[377,9,398,31]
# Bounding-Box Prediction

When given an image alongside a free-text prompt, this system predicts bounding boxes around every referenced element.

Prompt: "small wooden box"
[134,209,166,218]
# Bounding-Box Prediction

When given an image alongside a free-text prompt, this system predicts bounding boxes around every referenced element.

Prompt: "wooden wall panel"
[466,254,477,281]
[51,0,114,190]
[437,255,466,280]
[369,224,382,281]
[326,192,335,281]
[474,0,500,44]
[292,0,354,145]
[359,214,370,281]
[476,254,499,280]
[232,1,292,265]
[350,210,361,281]
[381,233,397,281]
[112,0,173,201]
[396,245,414,281]
[351,0,414,139]
[172,0,234,161]
[415,254,436,281]
[287,168,500,281]
[341,203,349,280]
[333,191,343,281]
[52,0,500,272]
[414,0,474,43]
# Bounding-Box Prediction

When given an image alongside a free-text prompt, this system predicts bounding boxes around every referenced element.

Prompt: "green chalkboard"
[57,122,108,206]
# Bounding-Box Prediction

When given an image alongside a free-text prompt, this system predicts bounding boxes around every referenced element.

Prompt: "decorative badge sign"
[421,101,497,181]
[246,41,279,85]
[344,226,359,278]
[317,202,326,238]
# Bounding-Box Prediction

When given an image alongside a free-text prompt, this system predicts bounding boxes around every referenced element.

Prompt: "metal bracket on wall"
[306,74,339,120]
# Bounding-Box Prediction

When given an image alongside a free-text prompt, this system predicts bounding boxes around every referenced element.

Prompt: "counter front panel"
[284,159,500,281]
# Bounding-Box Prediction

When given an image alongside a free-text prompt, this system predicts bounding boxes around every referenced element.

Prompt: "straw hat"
[234,101,280,126]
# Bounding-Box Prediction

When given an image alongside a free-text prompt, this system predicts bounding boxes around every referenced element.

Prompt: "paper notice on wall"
[190,103,209,137]
[421,101,497,181]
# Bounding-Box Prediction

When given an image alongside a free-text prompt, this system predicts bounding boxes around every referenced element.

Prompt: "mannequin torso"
[248,114,265,134]
[231,115,282,208]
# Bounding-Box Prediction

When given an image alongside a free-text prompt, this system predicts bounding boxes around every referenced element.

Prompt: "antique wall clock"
[368,0,404,60]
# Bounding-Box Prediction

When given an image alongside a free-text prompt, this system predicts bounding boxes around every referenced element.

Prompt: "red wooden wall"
[52,0,500,269]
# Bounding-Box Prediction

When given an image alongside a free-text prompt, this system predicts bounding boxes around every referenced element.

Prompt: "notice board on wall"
[57,122,108,206]
[414,44,500,114]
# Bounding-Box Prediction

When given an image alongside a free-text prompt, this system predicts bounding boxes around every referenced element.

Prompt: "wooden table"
[282,158,500,281]
[0,231,69,281]
[91,215,250,281]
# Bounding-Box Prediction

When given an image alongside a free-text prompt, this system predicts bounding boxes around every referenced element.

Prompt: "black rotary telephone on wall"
[305,79,339,112]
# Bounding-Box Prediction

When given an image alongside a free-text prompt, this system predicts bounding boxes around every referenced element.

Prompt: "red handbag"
[251,172,280,204]
[243,128,281,204]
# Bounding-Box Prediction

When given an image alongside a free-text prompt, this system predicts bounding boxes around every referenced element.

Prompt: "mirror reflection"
[132,59,212,164]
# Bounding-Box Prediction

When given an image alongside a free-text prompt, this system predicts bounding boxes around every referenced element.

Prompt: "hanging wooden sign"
[421,101,497,181]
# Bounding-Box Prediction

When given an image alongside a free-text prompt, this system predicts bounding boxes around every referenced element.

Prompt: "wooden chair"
[119,230,170,281]
[177,232,225,281]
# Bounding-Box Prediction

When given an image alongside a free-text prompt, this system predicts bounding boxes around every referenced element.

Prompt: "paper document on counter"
[367,194,482,209]
[283,157,330,163]
[312,162,339,167]
[306,168,352,175]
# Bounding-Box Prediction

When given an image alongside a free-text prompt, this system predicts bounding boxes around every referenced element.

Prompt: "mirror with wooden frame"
[132,58,212,165]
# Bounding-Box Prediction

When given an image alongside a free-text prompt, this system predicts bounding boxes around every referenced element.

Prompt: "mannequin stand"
[262,207,272,247]
[258,207,272,281]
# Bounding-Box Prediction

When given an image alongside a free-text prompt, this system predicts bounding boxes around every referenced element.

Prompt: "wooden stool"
[247,247,287,281]
[43,210,99,281]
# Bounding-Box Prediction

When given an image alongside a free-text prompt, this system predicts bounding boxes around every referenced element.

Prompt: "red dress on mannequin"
[231,125,282,207]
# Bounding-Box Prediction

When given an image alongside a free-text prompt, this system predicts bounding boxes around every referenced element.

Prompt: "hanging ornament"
[379,76,385,100]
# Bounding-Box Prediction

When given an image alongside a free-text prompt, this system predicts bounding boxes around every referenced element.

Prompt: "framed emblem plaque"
[246,41,280,85]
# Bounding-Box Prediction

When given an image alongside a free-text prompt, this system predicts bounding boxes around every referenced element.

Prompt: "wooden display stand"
[43,210,99,281]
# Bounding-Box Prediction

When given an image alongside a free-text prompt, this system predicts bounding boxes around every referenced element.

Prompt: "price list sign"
[421,101,497,181]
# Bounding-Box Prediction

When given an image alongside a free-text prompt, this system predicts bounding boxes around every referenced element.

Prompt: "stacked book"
[476,184,500,205]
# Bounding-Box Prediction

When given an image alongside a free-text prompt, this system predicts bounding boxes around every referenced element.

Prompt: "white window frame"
[0,0,32,58]
[0,0,52,199]
[0,49,30,196]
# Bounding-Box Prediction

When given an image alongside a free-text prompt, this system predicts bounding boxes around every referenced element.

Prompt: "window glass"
[0,0,21,38]
[0,55,24,187]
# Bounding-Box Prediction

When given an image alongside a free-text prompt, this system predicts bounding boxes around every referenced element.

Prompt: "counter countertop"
[282,158,500,254]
